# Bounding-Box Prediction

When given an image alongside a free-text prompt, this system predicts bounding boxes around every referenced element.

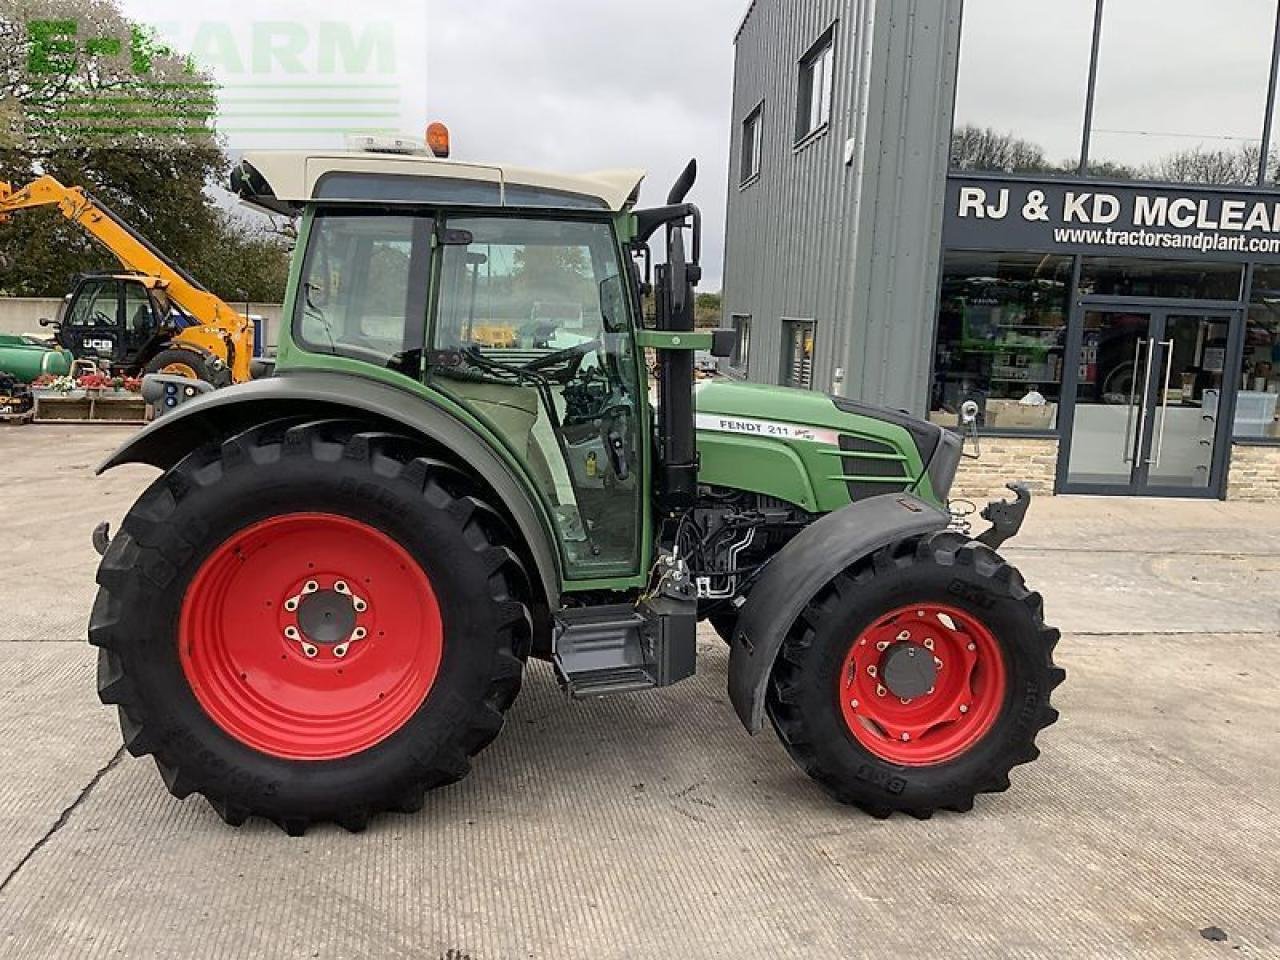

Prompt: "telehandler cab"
[90,139,1062,834]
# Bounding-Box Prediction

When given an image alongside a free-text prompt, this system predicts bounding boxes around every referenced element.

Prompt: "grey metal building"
[724,0,1280,501]
[722,0,962,412]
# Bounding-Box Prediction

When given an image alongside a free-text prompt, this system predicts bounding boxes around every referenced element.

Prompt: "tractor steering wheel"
[519,338,601,377]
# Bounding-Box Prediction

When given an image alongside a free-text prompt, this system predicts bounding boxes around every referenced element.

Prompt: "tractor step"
[553,593,697,699]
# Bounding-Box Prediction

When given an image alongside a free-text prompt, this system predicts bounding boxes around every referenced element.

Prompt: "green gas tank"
[0,334,73,382]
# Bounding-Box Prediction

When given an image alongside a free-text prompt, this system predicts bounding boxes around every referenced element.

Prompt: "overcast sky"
[118,0,745,288]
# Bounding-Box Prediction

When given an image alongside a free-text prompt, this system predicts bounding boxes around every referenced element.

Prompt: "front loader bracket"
[976,483,1032,550]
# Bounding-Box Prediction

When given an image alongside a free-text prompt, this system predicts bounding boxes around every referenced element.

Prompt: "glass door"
[1064,308,1156,488]
[1063,304,1237,495]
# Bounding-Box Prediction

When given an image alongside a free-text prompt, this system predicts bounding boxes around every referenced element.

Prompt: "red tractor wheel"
[767,531,1063,817]
[90,420,532,835]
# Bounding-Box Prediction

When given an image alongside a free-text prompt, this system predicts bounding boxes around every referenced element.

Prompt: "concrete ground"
[0,424,1277,960]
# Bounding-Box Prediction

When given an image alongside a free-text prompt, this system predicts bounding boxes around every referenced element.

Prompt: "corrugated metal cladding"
[723,0,962,415]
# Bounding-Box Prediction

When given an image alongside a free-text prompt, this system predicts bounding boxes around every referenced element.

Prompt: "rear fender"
[97,369,562,606]
[727,493,950,732]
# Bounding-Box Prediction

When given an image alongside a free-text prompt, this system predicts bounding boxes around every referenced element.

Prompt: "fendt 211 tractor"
[90,139,1063,834]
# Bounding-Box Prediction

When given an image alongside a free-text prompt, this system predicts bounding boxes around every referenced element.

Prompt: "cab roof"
[233,150,646,216]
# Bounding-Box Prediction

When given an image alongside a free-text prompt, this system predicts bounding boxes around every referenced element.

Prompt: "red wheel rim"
[179,513,443,761]
[836,603,1006,766]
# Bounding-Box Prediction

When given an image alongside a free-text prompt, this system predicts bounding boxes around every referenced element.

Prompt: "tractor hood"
[693,380,960,512]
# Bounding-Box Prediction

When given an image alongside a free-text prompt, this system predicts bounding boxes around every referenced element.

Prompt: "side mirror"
[709,329,737,358]
[38,317,53,327]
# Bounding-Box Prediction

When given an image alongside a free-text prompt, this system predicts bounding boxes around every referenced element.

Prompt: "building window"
[1241,267,1280,441]
[930,251,1072,431]
[782,318,816,389]
[1078,258,1244,302]
[796,28,835,142]
[950,0,1095,174]
[1087,0,1274,184]
[729,314,752,372]
[741,104,763,184]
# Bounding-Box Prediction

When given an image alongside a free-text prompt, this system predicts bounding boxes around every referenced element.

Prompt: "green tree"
[0,1,291,302]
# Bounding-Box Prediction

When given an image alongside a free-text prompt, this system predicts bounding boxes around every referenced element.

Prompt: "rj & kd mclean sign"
[943,176,1280,263]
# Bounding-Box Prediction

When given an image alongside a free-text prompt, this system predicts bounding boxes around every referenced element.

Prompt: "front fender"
[98,369,562,606]
[727,493,950,732]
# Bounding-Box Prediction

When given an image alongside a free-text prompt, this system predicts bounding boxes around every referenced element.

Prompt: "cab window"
[294,211,433,375]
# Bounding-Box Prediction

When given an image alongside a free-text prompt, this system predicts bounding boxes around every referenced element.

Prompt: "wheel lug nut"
[967,642,976,652]
[899,697,912,705]
[876,684,887,697]
[334,581,349,594]
[284,597,298,612]
[876,641,890,652]
[353,598,367,613]
[301,643,318,659]
[303,580,318,594]
[284,626,299,640]
[896,630,910,643]
[353,627,367,641]
[866,665,878,678]
[333,643,348,659]
[850,699,859,709]
[923,638,935,650]
[959,704,969,714]
[900,733,910,742]
[934,656,944,669]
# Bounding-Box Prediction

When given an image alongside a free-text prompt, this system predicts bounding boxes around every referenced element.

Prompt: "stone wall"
[1226,444,1280,501]
[947,436,1059,504]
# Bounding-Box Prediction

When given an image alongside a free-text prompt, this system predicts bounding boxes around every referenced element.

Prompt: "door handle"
[1124,338,1153,464]
[1149,339,1175,468]
[1131,337,1152,465]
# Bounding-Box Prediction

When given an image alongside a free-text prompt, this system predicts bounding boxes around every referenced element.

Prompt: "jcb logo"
[82,338,113,352]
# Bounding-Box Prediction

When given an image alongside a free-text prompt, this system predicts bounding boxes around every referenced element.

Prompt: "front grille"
[838,434,913,503]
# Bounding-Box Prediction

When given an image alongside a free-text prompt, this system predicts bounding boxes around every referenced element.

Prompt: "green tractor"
[90,144,1062,834]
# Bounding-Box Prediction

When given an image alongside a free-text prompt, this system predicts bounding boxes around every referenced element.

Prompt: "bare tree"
[949,125,1070,175]
[1143,143,1262,186]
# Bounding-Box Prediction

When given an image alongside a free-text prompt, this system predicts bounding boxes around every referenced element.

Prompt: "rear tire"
[766,531,1063,817]
[89,419,531,834]
[143,347,231,387]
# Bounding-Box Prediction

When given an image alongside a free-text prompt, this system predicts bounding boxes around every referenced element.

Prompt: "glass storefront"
[1242,266,1280,439]
[930,252,1072,432]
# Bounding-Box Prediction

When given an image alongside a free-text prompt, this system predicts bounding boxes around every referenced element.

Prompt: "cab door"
[427,214,647,581]
[62,279,125,365]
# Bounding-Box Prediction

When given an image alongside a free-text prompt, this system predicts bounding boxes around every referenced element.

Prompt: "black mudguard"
[96,368,563,606]
[727,492,950,732]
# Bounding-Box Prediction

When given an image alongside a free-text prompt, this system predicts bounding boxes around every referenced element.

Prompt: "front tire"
[766,531,1063,817]
[90,419,531,834]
